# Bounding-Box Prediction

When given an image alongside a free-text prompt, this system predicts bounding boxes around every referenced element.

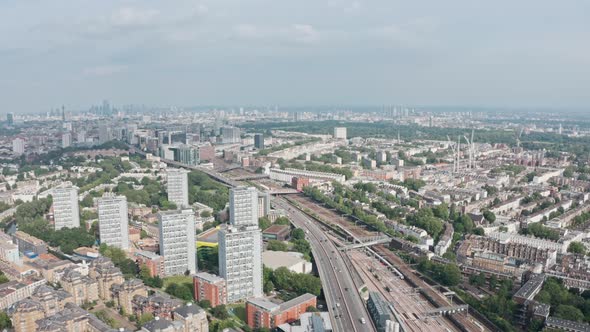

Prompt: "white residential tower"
[97,194,129,249]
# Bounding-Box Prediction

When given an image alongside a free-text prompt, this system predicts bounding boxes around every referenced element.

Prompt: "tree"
[306,306,319,312]
[291,228,305,240]
[198,300,211,309]
[258,217,271,230]
[555,305,584,322]
[432,203,449,220]
[483,210,496,223]
[165,283,193,301]
[568,242,586,255]
[272,267,292,290]
[488,275,498,290]
[275,216,291,225]
[470,272,486,287]
[212,305,229,320]
[136,313,154,326]
[80,194,94,208]
[0,312,11,329]
[267,240,289,251]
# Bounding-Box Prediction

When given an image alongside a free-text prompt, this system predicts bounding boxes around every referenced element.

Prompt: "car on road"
[360,317,366,324]
[336,302,341,308]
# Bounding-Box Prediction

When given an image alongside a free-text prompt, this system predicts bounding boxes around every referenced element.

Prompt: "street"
[273,197,375,332]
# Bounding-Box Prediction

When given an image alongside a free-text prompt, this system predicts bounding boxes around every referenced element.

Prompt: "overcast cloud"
[1,0,589,112]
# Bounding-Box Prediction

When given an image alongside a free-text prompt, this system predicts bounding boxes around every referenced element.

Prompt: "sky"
[1,0,590,113]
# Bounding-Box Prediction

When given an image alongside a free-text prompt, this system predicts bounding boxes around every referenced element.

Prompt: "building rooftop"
[277,312,332,332]
[279,293,316,311]
[248,298,279,312]
[194,271,225,284]
[13,231,45,245]
[546,316,590,332]
[263,224,290,235]
[197,227,219,246]
[513,274,545,301]
[262,251,307,270]
[173,302,205,318]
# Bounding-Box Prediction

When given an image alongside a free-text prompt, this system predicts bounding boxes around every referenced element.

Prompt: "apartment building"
[218,225,263,303]
[52,186,80,230]
[97,194,129,249]
[158,209,196,275]
[246,293,317,329]
[230,187,259,227]
[193,272,227,307]
[166,168,189,208]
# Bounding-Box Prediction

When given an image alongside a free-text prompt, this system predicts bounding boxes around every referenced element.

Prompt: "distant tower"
[6,113,14,125]
[558,123,563,135]
[254,133,265,149]
[61,105,66,122]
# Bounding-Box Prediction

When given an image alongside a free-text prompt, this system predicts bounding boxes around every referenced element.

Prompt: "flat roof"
[263,225,290,234]
[248,298,279,312]
[279,293,315,311]
[195,271,224,284]
[514,274,545,301]
[262,251,307,270]
[13,231,45,245]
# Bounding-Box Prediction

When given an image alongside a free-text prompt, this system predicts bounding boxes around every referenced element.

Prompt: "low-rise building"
[0,278,46,310]
[88,257,124,301]
[133,292,184,320]
[262,251,313,274]
[12,231,47,256]
[134,250,165,277]
[276,312,333,332]
[367,291,400,332]
[112,278,148,315]
[246,293,317,329]
[11,299,45,332]
[262,225,290,241]
[60,269,99,305]
[193,272,227,307]
[172,303,208,332]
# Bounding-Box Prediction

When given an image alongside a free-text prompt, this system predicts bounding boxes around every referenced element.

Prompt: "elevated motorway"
[273,197,376,332]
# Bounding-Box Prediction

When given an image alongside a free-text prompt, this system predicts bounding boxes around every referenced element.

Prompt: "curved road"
[273,197,375,332]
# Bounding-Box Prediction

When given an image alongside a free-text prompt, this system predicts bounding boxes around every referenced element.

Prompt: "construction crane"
[463,129,476,170]
[447,136,456,173]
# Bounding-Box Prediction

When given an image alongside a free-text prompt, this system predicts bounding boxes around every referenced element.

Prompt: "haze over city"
[1,2,590,332]
[2,0,590,112]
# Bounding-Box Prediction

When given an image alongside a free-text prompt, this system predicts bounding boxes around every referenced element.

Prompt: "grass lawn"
[162,275,193,289]
[227,303,247,325]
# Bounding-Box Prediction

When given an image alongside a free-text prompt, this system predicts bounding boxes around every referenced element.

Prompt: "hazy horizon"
[1,0,589,113]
